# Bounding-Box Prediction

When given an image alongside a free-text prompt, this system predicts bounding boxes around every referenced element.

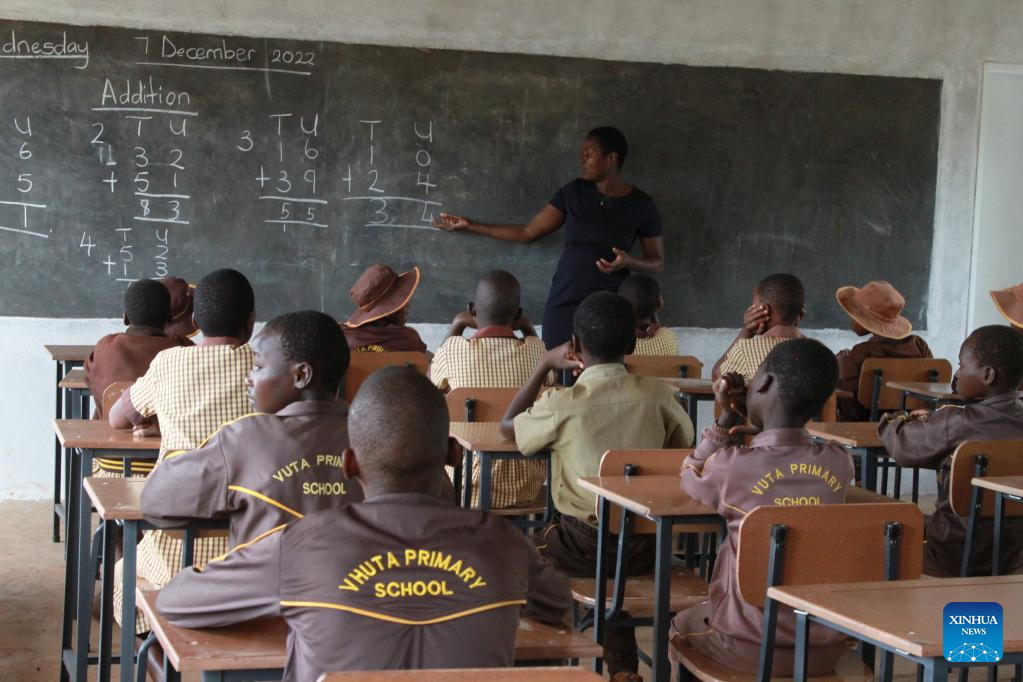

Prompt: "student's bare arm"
[108,388,138,429]
[432,205,564,244]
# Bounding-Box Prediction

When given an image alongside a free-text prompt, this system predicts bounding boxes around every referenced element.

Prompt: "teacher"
[432,126,665,348]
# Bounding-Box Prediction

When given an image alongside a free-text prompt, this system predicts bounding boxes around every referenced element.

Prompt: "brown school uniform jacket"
[878,392,1023,575]
[141,400,362,548]
[672,426,854,675]
[157,493,572,682]
[837,334,932,420]
[343,324,427,353]
[84,326,193,419]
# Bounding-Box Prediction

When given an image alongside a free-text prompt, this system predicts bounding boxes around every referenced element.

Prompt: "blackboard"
[0,19,940,328]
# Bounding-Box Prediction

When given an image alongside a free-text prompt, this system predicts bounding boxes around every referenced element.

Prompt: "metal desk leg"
[460,449,472,508]
[53,360,63,542]
[793,610,810,682]
[98,519,116,682]
[924,657,949,682]
[478,452,493,513]
[993,492,1005,577]
[59,445,81,682]
[685,393,697,425]
[121,519,139,682]
[593,496,611,675]
[74,447,96,682]
[652,518,674,682]
[860,448,878,492]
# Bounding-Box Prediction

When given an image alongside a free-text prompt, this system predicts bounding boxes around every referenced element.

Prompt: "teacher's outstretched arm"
[432,204,564,244]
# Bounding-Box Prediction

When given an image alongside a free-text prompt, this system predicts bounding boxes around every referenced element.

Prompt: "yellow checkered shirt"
[718,335,792,382]
[432,334,547,509]
[633,327,679,356]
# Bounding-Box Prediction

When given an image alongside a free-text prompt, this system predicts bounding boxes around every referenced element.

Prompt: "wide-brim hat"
[160,277,199,338]
[835,280,913,340]
[991,284,1023,329]
[345,264,421,328]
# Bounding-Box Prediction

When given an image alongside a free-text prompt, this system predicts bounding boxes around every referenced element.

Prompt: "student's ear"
[468,302,476,318]
[752,372,774,395]
[445,437,462,468]
[123,314,131,326]
[571,335,582,357]
[983,365,998,387]
[293,361,313,390]
[341,448,360,481]
[656,295,664,311]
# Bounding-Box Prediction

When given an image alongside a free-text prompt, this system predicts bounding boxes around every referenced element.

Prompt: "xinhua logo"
[943,602,1003,663]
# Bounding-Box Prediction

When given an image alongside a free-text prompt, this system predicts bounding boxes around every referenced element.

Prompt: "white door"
[968,63,1023,330]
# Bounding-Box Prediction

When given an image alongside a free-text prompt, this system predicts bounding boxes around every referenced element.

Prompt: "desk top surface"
[44,344,94,361]
[58,368,88,390]
[971,475,1023,497]
[53,419,160,450]
[805,421,883,448]
[577,475,715,517]
[138,588,599,672]
[449,421,521,453]
[320,669,602,681]
[661,377,714,394]
[83,477,146,520]
[768,575,1023,658]
[885,381,961,400]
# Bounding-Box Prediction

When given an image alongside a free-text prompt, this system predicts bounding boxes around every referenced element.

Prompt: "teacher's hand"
[595,248,631,274]
[432,212,469,232]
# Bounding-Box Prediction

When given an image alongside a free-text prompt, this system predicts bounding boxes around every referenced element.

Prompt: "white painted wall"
[968,64,1023,330]
[4,0,1020,498]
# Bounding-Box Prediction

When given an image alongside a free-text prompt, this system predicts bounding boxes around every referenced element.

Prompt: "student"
[141,310,362,548]
[160,276,200,338]
[500,291,695,682]
[991,282,1023,329]
[85,279,193,425]
[670,339,852,676]
[879,325,1023,576]
[834,280,932,420]
[107,268,256,633]
[430,269,546,509]
[343,263,427,352]
[618,273,679,355]
[712,273,805,382]
[157,367,571,680]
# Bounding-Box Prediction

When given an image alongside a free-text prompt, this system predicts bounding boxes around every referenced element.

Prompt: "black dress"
[541,179,663,348]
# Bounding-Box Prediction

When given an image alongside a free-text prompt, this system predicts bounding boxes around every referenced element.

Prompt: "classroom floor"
[3,496,1010,682]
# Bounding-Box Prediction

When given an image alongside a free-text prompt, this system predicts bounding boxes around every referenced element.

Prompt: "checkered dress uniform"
[113,342,254,632]
[718,336,792,382]
[633,326,679,356]
[431,329,547,509]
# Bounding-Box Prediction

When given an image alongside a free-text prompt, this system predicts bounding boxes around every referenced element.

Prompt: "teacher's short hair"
[588,126,628,169]
[573,291,636,359]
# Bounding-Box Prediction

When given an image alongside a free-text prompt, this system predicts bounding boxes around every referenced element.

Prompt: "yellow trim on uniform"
[278,599,527,625]
[228,485,304,519]
[722,501,748,516]
[195,412,264,449]
[204,523,288,566]
[162,449,189,461]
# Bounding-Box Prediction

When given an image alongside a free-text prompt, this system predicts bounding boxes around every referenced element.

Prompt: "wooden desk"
[805,421,893,497]
[137,588,601,681]
[449,422,553,524]
[661,378,714,425]
[58,367,88,390]
[320,669,603,681]
[972,475,1023,576]
[768,576,1023,681]
[46,345,94,543]
[886,380,962,406]
[578,475,720,682]
[54,420,159,682]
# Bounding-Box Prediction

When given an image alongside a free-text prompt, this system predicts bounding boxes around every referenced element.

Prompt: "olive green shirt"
[514,363,695,525]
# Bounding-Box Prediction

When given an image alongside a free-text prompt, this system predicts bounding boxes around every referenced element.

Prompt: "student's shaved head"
[473,270,521,324]
[348,367,449,485]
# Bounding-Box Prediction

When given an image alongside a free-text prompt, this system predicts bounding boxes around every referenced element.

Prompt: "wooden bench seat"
[672,638,871,682]
[569,568,709,615]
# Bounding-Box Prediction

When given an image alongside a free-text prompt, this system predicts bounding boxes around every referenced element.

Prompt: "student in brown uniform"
[712,273,805,382]
[834,280,932,420]
[342,263,427,353]
[879,324,1023,576]
[618,274,679,356]
[108,268,256,633]
[430,270,547,509]
[85,279,193,422]
[141,310,362,548]
[501,291,695,682]
[671,338,853,676]
[157,367,571,681]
